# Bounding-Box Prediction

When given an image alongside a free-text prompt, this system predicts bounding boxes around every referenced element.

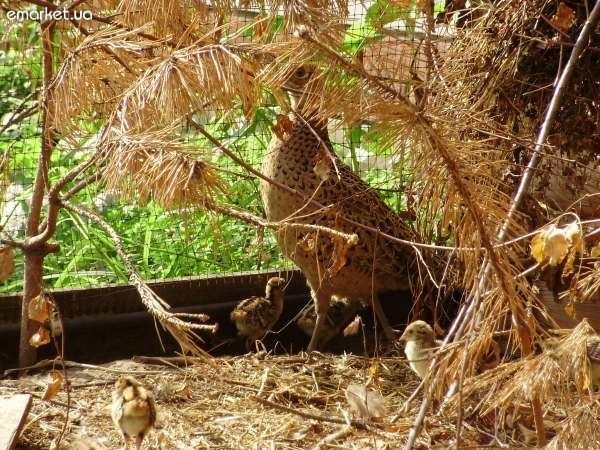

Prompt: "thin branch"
[0,94,38,136]
[206,203,358,244]
[26,154,100,248]
[68,19,134,74]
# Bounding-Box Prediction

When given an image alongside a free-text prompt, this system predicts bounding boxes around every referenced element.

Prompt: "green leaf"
[343,23,380,53]
[367,0,414,28]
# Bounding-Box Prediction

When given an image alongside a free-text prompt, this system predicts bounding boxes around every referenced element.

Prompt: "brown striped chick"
[297,296,363,346]
[587,337,600,388]
[111,376,156,450]
[230,277,286,350]
[398,320,442,379]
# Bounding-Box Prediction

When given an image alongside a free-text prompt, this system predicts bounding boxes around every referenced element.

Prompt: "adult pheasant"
[260,67,414,351]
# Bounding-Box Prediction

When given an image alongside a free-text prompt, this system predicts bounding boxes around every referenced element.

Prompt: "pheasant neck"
[266,287,284,311]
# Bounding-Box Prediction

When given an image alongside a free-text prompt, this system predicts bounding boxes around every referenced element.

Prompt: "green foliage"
[0,21,41,118]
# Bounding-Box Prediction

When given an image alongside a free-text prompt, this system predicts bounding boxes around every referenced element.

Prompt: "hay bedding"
[2,354,487,450]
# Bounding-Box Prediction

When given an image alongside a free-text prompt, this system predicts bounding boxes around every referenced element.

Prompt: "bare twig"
[206,202,358,244]
[311,425,353,450]
[0,100,38,136]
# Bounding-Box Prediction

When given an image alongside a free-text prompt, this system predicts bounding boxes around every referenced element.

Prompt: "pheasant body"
[230,277,286,348]
[297,296,363,345]
[111,376,156,450]
[260,73,412,349]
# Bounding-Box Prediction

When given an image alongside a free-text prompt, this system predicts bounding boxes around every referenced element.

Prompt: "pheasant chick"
[398,320,442,379]
[297,296,363,346]
[230,277,286,350]
[588,337,600,388]
[111,376,156,450]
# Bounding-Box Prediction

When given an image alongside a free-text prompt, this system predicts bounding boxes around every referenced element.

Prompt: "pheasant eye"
[295,67,308,79]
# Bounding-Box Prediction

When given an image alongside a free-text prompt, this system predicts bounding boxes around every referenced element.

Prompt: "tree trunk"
[18,252,44,367]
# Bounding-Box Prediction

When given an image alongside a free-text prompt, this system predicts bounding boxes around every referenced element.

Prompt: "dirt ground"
[0,352,487,450]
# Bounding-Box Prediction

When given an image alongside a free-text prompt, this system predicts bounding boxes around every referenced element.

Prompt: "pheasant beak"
[398,329,409,342]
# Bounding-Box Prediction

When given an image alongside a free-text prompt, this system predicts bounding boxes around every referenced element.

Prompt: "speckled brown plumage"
[260,68,413,351]
[297,296,363,346]
[230,277,286,350]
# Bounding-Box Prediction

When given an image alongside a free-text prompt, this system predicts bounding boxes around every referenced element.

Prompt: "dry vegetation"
[5,356,467,450]
[2,0,600,448]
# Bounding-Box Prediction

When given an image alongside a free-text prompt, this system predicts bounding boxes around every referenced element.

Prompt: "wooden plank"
[0,394,32,450]
[0,268,307,323]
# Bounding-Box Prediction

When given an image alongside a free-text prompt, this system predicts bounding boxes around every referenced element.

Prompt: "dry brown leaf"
[272,114,293,140]
[28,293,53,323]
[551,2,576,33]
[326,217,358,277]
[563,222,584,278]
[42,370,63,401]
[0,246,15,282]
[343,315,362,337]
[530,222,582,269]
[177,384,192,400]
[299,233,316,253]
[564,302,576,320]
[313,148,332,182]
[49,309,63,337]
[368,360,380,384]
[327,235,350,277]
[29,325,51,347]
[344,383,386,419]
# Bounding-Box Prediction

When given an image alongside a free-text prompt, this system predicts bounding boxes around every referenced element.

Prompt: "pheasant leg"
[307,311,327,352]
[372,295,397,341]
[307,289,332,351]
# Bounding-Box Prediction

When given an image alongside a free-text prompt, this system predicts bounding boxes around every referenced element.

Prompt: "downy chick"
[588,337,600,388]
[111,376,156,450]
[297,296,363,347]
[398,320,442,379]
[230,277,286,350]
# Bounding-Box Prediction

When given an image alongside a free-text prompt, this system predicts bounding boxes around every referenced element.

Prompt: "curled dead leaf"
[551,2,576,33]
[564,301,576,320]
[272,114,293,140]
[177,384,192,400]
[0,246,15,282]
[313,149,332,181]
[299,233,316,253]
[326,218,357,278]
[343,315,362,337]
[530,222,582,270]
[28,292,54,323]
[327,236,351,277]
[49,309,63,337]
[29,325,51,347]
[42,370,63,401]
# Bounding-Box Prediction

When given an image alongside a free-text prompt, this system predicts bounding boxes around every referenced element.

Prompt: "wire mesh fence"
[0,1,448,294]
